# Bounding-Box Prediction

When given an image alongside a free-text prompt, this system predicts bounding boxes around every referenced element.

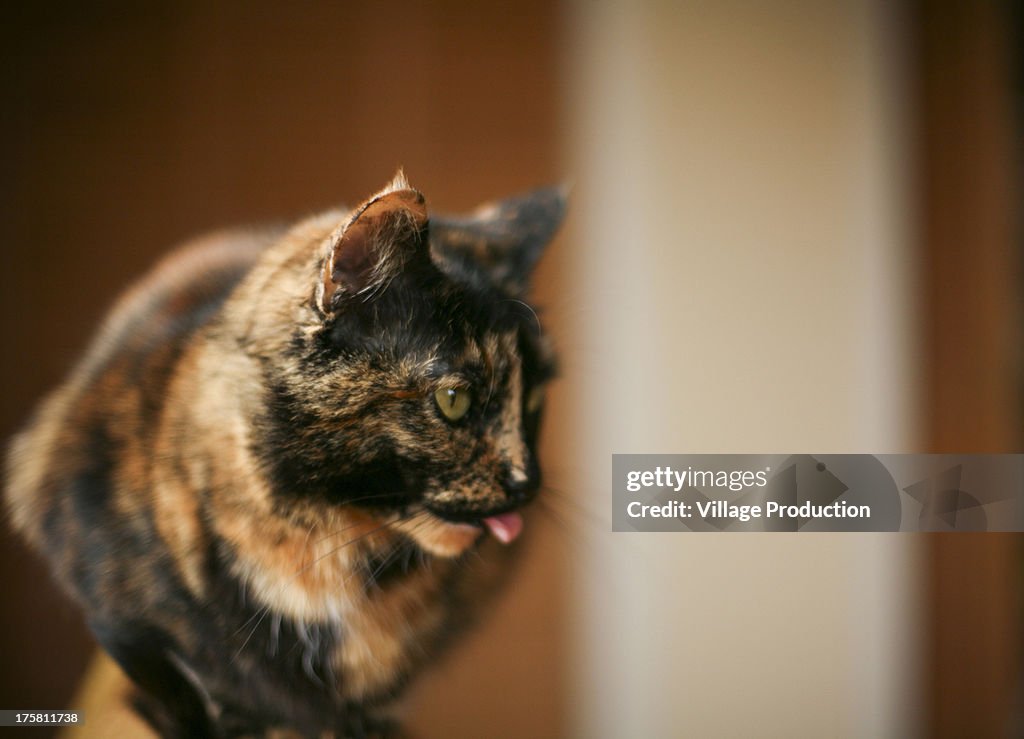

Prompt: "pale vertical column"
[563,1,921,737]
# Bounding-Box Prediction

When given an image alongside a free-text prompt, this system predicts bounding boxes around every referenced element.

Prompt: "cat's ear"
[318,172,429,313]
[429,185,567,295]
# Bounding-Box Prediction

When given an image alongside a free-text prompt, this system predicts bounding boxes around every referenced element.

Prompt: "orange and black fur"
[4,173,564,738]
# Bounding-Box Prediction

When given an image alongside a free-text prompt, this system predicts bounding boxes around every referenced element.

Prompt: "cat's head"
[254,173,564,558]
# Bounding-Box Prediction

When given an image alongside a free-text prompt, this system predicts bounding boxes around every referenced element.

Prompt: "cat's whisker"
[300,517,401,576]
[502,298,543,337]
[533,497,589,555]
[232,604,274,665]
[299,521,316,574]
[532,484,637,563]
[540,484,611,530]
[368,545,410,590]
[533,497,633,583]
[360,516,431,592]
[539,485,646,558]
[308,496,414,545]
[310,516,377,546]
[230,604,268,640]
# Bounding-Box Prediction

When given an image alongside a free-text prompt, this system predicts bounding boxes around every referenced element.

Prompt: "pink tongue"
[482,512,524,544]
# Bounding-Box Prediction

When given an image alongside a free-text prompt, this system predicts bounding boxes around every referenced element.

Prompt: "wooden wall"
[916,1,1023,736]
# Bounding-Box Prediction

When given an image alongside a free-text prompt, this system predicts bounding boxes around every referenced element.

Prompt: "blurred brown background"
[917,2,1021,735]
[1,2,1021,738]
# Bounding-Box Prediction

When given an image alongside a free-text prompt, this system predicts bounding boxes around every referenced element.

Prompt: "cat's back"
[4,227,282,551]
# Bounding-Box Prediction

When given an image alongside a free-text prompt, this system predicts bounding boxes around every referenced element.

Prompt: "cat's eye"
[435,387,471,421]
[526,386,545,414]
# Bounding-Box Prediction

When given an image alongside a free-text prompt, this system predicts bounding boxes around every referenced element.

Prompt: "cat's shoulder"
[4,226,284,544]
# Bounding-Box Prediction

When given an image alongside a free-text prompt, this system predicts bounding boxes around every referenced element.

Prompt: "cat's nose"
[504,467,539,504]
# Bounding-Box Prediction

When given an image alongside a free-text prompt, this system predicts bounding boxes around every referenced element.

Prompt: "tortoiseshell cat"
[4,173,564,738]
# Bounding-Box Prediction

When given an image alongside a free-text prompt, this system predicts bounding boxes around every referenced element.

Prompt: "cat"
[4,172,565,738]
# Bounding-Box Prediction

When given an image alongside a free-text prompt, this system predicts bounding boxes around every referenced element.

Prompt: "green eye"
[435,387,471,421]
[526,386,545,414]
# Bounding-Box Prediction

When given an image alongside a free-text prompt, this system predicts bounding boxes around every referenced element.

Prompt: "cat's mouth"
[393,501,526,557]
[423,503,526,545]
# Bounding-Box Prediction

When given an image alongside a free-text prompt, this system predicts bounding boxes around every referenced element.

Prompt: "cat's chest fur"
[5,174,563,737]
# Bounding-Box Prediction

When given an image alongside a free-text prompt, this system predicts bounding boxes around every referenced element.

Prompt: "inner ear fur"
[319,183,429,312]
